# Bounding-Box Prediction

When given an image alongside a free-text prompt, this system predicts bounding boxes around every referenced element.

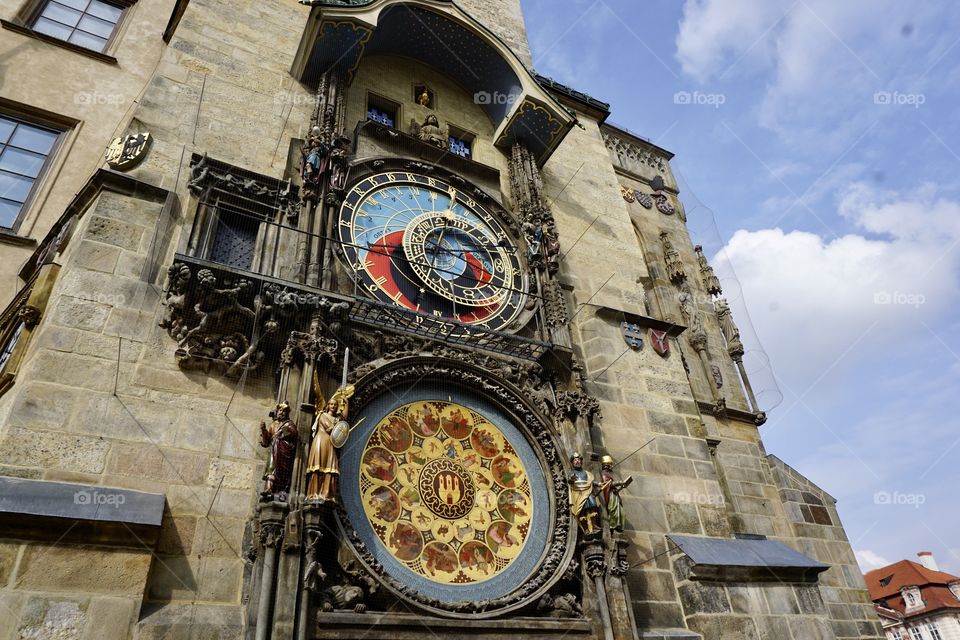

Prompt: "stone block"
[787,617,834,640]
[197,557,242,602]
[195,517,245,558]
[15,597,89,640]
[795,584,826,614]
[728,584,768,615]
[633,600,686,630]
[664,502,702,535]
[628,569,677,603]
[22,350,119,393]
[157,515,198,555]
[50,296,112,332]
[146,554,201,601]
[176,414,225,453]
[85,216,146,250]
[8,382,81,430]
[106,443,209,485]
[764,584,800,615]
[647,411,690,437]
[34,326,79,352]
[206,458,256,490]
[0,427,110,473]
[16,545,151,596]
[0,542,20,586]
[72,240,121,273]
[81,596,136,640]
[685,615,759,640]
[678,582,731,615]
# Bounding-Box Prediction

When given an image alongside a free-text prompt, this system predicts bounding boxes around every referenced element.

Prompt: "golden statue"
[306,380,354,503]
[418,88,431,107]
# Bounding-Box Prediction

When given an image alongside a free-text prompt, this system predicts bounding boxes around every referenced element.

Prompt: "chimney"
[918,551,939,571]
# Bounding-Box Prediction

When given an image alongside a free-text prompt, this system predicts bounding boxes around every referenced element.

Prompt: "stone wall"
[0,0,177,308]
[457,0,533,67]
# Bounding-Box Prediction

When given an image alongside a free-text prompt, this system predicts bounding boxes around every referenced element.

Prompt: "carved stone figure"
[538,592,583,617]
[567,453,599,535]
[523,221,544,269]
[417,114,446,149]
[328,136,351,194]
[715,298,741,347]
[300,126,330,202]
[678,280,695,322]
[543,224,561,274]
[319,560,378,613]
[659,231,685,283]
[598,455,632,532]
[259,403,298,501]
[306,386,352,503]
[695,245,722,295]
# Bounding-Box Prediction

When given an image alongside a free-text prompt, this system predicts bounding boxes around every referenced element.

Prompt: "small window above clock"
[366,93,399,129]
[447,124,474,160]
[414,84,435,110]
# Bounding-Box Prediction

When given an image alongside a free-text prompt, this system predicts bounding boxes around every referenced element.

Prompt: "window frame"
[446,123,476,160]
[926,622,942,640]
[365,91,401,130]
[0,106,70,235]
[2,0,136,62]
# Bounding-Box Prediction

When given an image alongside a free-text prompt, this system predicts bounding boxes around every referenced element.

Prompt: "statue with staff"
[306,348,357,503]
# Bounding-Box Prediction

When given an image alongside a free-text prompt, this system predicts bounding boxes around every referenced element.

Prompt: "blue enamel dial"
[338,172,527,333]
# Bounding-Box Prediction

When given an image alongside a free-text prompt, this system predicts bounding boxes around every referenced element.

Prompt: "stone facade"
[0,1,883,639]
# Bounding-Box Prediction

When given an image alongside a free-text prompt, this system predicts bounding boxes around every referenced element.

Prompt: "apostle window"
[366,94,399,129]
[30,0,125,53]
[0,114,62,231]
[447,125,474,159]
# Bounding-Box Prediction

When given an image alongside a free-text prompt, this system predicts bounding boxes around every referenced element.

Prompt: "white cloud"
[856,549,891,571]
[675,0,941,143]
[713,182,960,388]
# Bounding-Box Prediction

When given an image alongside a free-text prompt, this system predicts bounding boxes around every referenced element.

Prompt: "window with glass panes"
[32,0,124,53]
[927,622,942,640]
[0,116,61,230]
[910,627,924,640]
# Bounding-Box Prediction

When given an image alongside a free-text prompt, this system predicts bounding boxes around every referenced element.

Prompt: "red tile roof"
[865,560,960,618]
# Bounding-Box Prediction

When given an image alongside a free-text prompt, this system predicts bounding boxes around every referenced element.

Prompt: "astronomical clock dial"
[339,383,555,611]
[337,172,527,333]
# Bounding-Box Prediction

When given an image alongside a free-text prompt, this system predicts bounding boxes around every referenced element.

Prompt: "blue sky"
[521,0,960,574]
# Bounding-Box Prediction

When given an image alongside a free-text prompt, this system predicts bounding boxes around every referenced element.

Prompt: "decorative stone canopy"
[291,0,576,164]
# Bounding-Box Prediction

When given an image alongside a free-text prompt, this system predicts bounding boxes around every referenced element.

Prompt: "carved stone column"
[255,502,287,640]
[582,538,614,640]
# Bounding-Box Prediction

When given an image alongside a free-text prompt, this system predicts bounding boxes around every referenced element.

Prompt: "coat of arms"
[650,329,670,357]
[620,321,644,350]
[105,132,151,170]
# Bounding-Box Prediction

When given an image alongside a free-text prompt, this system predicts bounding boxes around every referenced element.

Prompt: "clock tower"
[0,1,883,639]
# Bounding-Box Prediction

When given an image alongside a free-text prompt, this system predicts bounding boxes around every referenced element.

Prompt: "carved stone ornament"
[259,522,284,549]
[636,191,653,209]
[659,231,686,284]
[104,132,151,171]
[710,364,723,388]
[336,357,577,617]
[188,154,299,223]
[543,280,570,328]
[602,131,668,175]
[653,192,675,215]
[715,298,744,358]
[695,245,722,295]
[17,305,41,328]
[159,263,343,377]
[620,185,636,203]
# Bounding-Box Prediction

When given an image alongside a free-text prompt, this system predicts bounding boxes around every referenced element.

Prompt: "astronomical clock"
[328,160,575,617]
[336,169,528,334]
